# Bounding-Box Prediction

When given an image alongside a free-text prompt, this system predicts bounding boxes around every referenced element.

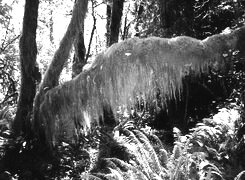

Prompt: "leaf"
[234,171,245,180]
[205,146,219,157]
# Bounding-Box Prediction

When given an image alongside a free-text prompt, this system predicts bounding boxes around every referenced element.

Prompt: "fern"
[107,158,149,180]
[0,106,14,133]
[133,130,163,174]
[80,173,103,180]
[87,124,170,180]
[158,148,168,167]
[234,171,245,180]
[120,129,154,179]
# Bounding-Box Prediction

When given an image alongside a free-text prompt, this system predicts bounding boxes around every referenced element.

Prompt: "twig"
[0,35,20,53]
[86,0,97,61]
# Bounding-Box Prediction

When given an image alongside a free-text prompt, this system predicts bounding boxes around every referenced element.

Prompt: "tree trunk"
[13,0,40,136]
[183,0,194,36]
[158,0,172,37]
[72,31,86,78]
[159,0,169,29]
[108,0,124,46]
[49,1,54,44]
[106,0,112,47]
[39,0,88,91]
[72,0,87,78]
[33,0,88,147]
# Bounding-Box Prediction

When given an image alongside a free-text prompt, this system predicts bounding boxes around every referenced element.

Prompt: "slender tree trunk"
[158,0,175,37]
[72,30,86,78]
[39,0,88,91]
[49,3,54,44]
[106,0,112,46]
[183,0,194,36]
[108,0,124,46]
[33,0,88,147]
[72,0,88,78]
[159,0,169,29]
[85,0,97,62]
[13,0,40,136]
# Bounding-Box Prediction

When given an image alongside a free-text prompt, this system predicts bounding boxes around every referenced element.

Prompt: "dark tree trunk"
[183,0,194,36]
[72,31,86,77]
[106,1,112,47]
[108,0,124,46]
[158,0,174,37]
[158,0,170,29]
[13,0,40,135]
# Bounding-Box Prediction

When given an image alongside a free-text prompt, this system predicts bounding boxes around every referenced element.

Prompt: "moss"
[37,28,244,144]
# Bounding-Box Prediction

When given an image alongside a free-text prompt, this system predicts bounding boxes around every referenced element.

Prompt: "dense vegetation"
[0,0,245,179]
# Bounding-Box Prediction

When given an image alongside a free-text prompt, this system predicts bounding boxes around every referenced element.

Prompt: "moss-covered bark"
[72,31,86,78]
[33,0,88,148]
[35,27,245,147]
[13,0,40,135]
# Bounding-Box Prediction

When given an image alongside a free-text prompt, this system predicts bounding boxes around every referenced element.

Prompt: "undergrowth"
[79,98,245,180]
[0,98,244,179]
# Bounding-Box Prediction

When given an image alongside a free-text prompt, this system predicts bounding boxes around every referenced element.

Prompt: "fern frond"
[133,130,163,174]
[106,168,124,180]
[159,148,168,167]
[80,173,103,180]
[172,144,182,160]
[91,172,109,180]
[106,158,131,172]
[107,158,150,180]
[121,129,153,178]
[235,170,245,180]
[148,133,164,149]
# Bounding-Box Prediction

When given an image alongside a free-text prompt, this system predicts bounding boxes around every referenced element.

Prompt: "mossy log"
[34,27,245,146]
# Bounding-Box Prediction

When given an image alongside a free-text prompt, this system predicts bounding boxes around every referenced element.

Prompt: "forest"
[0,0,245,179]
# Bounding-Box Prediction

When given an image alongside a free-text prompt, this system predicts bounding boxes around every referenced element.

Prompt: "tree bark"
[33,0,88,147]
[106,0,112,46]
[108,0,124,46]
[49,2,54,44]
[72,31,86,78]
[158,0,170,29]
[39,0,88,91]
[183,0,194,36]
[13,0,40,135]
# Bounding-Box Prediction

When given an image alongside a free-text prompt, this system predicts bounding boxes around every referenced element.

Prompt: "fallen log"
[34,26,245,146]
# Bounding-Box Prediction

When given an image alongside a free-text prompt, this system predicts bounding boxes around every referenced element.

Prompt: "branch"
[0,35,20,53]
[86,0,96,61]
[0,92,18,106]
[39,0,88,91]
[122,4,130,40]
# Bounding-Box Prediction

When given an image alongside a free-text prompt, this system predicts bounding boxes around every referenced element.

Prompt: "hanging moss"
[36,27,245,145]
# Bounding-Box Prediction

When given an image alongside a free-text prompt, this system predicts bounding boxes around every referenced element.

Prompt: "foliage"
[37,0,74,76]
[0,1,19,106]
[132,0,245,38]
[194,0,245,38]
[1,0,245,179]
[78,98,243,180]
[0,93,244,179]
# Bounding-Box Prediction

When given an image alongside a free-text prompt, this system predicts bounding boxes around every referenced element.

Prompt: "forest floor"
[0,98,244,180]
